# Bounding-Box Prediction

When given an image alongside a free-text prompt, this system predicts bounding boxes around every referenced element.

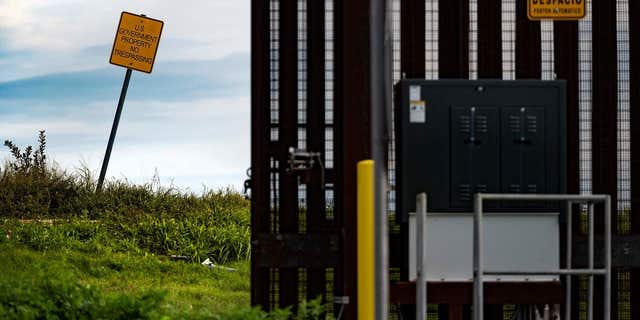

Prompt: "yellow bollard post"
[357,160,375,320]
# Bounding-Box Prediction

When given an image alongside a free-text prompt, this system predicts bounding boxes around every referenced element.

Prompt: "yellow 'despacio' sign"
[110,12,164,73]
[528,0,585,20]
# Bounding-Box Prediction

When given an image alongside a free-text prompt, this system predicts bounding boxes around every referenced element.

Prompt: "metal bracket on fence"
[286,147,325,188]
[334,296,350,305]
[472,194,612,320]
[243,167,252,200]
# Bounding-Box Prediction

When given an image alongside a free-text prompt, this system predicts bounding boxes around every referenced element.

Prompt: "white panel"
[409,212,560,282]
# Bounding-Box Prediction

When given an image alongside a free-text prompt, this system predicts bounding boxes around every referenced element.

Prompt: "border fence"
[250,0,640,318]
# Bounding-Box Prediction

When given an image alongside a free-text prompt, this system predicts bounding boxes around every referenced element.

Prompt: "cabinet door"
[500,107,546,208]
[450,106,499,209]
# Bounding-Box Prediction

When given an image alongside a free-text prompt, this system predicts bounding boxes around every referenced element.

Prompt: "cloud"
[0,96,250,191]
[0,53,249,104]
[0,1,251,191]
[0,53,250,190]
[0,0,249,53]
[0,0,31,30]
[0,0,250,81]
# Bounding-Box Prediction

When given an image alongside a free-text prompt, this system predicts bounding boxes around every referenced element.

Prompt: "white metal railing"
[415,193,427,320]
[472,193,612,320]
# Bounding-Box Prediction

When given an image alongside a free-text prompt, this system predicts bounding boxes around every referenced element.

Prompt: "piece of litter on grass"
[201,258,237,272]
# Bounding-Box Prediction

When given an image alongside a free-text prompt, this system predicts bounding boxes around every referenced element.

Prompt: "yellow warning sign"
[528,0,585,20]
[109,12,164,73]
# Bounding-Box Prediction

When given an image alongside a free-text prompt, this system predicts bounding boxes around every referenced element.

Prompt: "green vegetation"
[0,132,328,319]
[0,217,252,317]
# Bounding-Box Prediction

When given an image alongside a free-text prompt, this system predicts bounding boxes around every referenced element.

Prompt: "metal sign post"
[97,12,163,192]
[96,68,132,191]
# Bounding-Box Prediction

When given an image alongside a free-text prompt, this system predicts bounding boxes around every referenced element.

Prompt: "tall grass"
[0,132,334,319]
[0,131,250,263]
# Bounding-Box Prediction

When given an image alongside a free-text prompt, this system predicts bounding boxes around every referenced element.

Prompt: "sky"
[0,0,250,192]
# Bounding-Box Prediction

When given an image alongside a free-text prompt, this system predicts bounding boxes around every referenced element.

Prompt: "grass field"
[0,133,327,319]
[0,236,250,319]
[0,190,259,319]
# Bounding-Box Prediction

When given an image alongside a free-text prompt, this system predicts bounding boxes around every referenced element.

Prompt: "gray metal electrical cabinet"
[395,80,566,220]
